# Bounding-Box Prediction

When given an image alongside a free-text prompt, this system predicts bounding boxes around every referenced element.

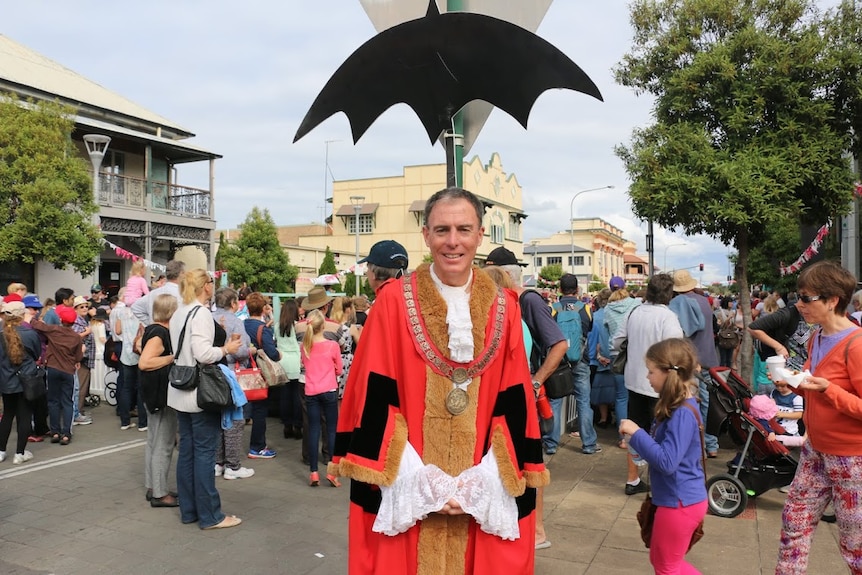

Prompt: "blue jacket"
[629,398,707,507]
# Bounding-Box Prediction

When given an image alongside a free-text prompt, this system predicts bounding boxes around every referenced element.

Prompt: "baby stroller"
[702,366,798,518]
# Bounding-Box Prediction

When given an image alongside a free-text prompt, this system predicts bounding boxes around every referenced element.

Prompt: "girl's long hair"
[279,299,299,338]
[645,338,699,422]
[302,310,325,357]
[2,315,25,365]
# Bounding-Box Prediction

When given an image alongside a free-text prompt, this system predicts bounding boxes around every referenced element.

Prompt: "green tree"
[219,207,297,292]
[215,232,230,271]
[0,95,100,274]
[319,246,338,275]
[614,0,855,378]
[343,272,359,296]
[746,215,802,292]
[538,263,563,289]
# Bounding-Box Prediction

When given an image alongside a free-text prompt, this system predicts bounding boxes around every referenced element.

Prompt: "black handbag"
[543,359,574,399]
[20,367,47,401]
[169,306,201,391]
[611,339,628,375]
[196,363,233,412]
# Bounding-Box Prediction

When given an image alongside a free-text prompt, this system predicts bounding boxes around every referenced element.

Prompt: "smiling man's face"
[422,197,484,287]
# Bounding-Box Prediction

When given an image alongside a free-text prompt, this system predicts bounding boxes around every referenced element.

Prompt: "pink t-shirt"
[123,275,150,306]
[301,339,343,397]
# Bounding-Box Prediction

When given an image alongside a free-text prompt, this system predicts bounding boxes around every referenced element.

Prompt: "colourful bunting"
[779,221,831,276]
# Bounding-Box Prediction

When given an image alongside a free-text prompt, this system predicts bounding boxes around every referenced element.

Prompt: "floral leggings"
[775,441,862,575]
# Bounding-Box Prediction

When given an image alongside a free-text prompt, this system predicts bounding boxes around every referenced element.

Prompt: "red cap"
[2,293,22,303]
[56,304,77,324]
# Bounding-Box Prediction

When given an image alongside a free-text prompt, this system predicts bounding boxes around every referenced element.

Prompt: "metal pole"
[83,134,111,288]
[663,242,687,272]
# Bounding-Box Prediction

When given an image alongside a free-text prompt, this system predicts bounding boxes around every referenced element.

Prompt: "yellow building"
[523,218,629,289]
[296,153,525,274]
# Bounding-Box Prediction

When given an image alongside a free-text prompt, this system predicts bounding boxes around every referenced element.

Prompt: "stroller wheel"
[707,473,748,518]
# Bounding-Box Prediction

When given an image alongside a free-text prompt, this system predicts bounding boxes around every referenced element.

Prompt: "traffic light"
[699,263,704,271]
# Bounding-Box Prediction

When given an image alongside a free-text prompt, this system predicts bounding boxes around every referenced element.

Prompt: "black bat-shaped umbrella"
[294,0,603,145]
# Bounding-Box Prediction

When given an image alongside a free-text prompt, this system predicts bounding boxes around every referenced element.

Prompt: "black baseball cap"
[358,240,408,269]
[484,247,527,267]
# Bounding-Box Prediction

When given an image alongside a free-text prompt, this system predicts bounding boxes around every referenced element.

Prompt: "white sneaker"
[214,464,224,477]
[0,451,6,462]
[138,426,148,432]
[12,451,34,465]
[223,466,255,480]
[120,423,137,430]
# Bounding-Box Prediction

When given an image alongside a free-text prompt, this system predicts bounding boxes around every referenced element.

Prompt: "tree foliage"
[0,95,100,274]
[319,246,337,275]
[614,0,858,377]
[218,207,297,292]
[538,263,563,288]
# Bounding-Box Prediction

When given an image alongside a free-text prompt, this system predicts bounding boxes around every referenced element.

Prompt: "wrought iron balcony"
[95,173,213,220]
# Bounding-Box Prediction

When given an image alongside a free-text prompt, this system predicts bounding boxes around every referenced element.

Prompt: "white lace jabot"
[429,265,474,363]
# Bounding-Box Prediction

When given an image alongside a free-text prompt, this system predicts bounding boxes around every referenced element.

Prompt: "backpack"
[717,318,741,349]
[552,300,590,363]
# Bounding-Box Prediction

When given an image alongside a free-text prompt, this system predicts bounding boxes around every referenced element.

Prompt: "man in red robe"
[331,187,548,575]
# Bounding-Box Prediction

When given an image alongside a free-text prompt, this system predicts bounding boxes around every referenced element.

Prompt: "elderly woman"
[168,269,243,530]
[776,261,862,573]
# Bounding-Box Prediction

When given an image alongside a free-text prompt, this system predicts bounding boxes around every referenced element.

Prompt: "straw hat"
[302,285,333,311]
[672,269,698,293]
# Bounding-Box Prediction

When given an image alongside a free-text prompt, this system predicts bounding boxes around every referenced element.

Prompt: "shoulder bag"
[236,355,268,401]
[543,358,574,399]
[255,325,288,387]
[168,306,201,390]
[637,402,706,551]
[20,366,47,401]
[196,363,233,412]
[612,308,636,375]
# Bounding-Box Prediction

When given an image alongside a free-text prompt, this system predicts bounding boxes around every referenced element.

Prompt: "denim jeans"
[542,360,597,452]
[698,369,719,453]
[613,371,628,440]
[176,410,224,529]
[248,399,269,452]
[572,360,598,451]
[72,372,81,420]
[119,363,147,428]
[46,368,74,436]
[306,390,338,473]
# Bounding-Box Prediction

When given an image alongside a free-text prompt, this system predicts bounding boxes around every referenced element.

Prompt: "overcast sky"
[4,1,841,285]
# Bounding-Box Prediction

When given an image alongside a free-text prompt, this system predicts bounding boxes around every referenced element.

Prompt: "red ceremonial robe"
[331,264,548,575]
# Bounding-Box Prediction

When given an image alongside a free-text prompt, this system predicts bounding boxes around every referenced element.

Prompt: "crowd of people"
[2,188,861,573]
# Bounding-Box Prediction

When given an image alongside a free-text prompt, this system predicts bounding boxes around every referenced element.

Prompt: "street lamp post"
[350,195,364,296]
[663,242,687,272]
[570,186,614,273]
[83,134,111,288]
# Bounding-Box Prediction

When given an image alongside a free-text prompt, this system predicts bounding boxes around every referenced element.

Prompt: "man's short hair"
[214,287,238,310]
[54,287,74,304]
[646,273,675,305]
[368,262,403,282]
[165,260,185,281]
[498,264,522,286]
[559,273,578,295]
[423,187,485,228]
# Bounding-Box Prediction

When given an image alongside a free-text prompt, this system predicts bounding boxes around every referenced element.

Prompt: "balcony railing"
[95,173,212,219]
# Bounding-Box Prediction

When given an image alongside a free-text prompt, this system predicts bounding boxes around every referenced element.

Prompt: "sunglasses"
[797,294,822,304]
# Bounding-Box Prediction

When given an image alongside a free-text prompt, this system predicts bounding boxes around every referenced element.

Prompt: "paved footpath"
[0,406,848,574]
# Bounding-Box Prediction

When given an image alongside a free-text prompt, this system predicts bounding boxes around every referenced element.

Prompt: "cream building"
[294,152,525,275]
[523,218,629,289]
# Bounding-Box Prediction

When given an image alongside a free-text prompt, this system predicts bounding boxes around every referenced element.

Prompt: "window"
[568,255,584,267]
[490,224,504,244]
[547,256,562,266]
[508,218,521,240]
[534,257,543,267]
[348,214,374,234]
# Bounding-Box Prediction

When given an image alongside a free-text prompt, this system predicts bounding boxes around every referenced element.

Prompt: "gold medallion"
[452,367,469,384]
[445,387,469,415]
